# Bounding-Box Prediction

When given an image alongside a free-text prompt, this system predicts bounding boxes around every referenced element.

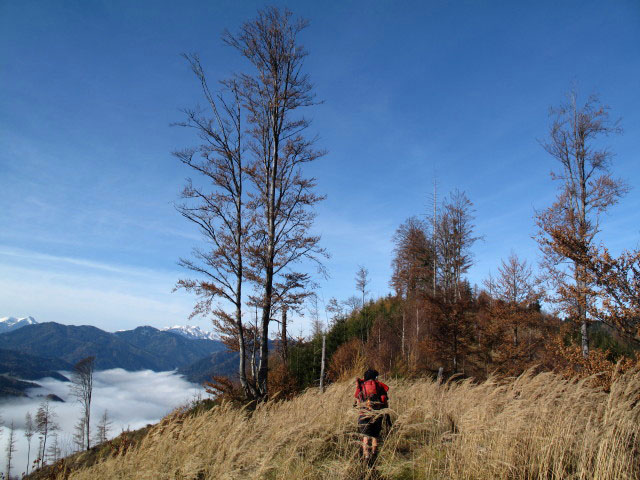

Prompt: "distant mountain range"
[0,319,239,398]
[160,325,217,341]
[0,315,38,333]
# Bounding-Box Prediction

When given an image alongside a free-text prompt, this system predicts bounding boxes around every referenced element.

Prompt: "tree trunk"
[401,311,405,359]
[281,307,288,363]
[319,333,326,393]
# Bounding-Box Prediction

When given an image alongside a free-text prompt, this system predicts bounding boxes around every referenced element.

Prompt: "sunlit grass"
[60,368,640,479]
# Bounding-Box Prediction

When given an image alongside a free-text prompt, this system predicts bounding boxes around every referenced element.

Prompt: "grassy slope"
[35,370,640,480]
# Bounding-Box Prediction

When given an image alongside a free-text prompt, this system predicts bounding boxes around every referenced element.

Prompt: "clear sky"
[1,0,639,334]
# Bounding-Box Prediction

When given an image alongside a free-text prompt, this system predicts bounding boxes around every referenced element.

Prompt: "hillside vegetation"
[37,369,640,480]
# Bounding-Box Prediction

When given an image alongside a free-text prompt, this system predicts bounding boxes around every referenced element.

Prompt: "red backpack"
[356,379,388,409]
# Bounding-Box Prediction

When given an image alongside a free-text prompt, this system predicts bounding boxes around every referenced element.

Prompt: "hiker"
[353,368,389,463]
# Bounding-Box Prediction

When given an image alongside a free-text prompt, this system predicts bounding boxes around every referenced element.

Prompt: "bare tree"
[226,7,326,398]
[486,253,541,347]
[535,89,627,357]
[35,399,58,465]
[174,55,255,398]
[24,412,34,475]
[46,433,61,464]
[5,420,16,480]
[355,265,370,309]
[343,296,361,315]
[72,418,85,453]
[94,410,112,445]
[325,297,344,325]
[70,356,95,450]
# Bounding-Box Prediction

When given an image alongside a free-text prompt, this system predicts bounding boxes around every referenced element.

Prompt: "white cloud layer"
[0,369,204,477]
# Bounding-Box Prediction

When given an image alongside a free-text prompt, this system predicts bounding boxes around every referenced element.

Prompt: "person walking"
[353,368,389,464]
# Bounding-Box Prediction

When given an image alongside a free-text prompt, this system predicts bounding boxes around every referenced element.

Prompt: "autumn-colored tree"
[435,190,480,298]
[429,281,476,374]
[390,217,434,298]
[535,90,627,357]
[488,253,541,348]
[227,7,326,398]
[432,190,480,372]
[583,246,640,345]
[174,54,255,398]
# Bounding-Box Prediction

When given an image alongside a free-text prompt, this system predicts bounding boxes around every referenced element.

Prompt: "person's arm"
[378,381,389,405]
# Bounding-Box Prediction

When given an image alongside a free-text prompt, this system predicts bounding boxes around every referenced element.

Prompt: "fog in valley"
[0,369,204,476]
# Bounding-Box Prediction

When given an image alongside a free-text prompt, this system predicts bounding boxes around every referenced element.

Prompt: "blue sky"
[1,0,639,334]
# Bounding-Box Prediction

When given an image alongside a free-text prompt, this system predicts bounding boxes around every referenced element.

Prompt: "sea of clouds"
[0,369,204,477]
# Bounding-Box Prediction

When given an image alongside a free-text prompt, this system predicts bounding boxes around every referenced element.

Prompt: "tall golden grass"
[64,369,640,480]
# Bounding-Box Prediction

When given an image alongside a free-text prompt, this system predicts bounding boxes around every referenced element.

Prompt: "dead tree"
[5,420,16,480]
[71,356,95,450]
[24,412,34,475]
[94,410,112,445]
[35,400,58,465]
[355,265,370,310]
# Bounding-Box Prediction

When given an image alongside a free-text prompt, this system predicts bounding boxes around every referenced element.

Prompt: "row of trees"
[0,356,110,478]
[0,400,112,479]
[175,6,638,399]
[248,89,637,395]
[175,7,325,400]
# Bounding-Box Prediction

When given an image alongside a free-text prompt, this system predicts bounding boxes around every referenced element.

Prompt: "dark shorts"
[358,413,383,438]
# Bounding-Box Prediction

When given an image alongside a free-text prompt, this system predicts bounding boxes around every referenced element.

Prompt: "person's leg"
[371,437,378,456]
[362,436,370,458]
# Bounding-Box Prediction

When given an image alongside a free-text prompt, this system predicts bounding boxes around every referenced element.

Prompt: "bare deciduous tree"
[35,400,58,466]
[46,433,61,464]
[325,297,344,325]
[94,410,112,445]
[24,412,34,475]
[174,54,254,398]
[5,420,16,480]
[343,296,361,315]
[355,265,370,309]
[72,417,85,453]
[225,7,326,398]
[70,355,95,450]
[535,89,627,357]
[487,253,541,346]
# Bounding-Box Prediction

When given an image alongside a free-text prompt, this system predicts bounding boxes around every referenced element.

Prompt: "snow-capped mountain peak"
[0,316,38,333]
[160,325,217,341]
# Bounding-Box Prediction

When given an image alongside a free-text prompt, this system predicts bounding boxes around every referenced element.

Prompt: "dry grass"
[62,369,640,480]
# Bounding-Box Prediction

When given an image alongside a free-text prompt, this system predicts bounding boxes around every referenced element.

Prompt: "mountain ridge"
[0,322,236,398]
[0,315,38,333]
